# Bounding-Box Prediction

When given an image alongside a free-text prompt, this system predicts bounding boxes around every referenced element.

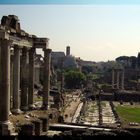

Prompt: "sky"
[0,1,140,62]
[1,0,140,5]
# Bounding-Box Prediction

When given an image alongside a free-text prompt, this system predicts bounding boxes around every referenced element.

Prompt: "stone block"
[39,117,49,132]
[18,123,34,136]
[32,120,42,136]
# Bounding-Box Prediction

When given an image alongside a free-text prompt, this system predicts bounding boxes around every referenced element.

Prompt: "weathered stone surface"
[18,123,34,136]
[32,120,42,136]
[39,117,49,132]
[42,48,52,109]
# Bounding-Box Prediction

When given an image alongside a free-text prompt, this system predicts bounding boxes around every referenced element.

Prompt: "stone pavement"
[63,90,81,122]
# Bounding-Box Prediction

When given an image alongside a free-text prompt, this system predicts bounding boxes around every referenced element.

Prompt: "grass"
[101,102,106,107]
[116,105,140,123]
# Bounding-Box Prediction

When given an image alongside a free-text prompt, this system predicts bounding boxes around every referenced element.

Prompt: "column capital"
[13,45,21,50]
[0,30,10,40]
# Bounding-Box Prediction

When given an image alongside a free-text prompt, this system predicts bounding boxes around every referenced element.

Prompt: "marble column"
[12,46,21,114]
[112,69,115,89]
[117,70,120,89]
[28,48,35,109]
[42,48,52,109]
[21,47,28,111]
[121,69,125,90]
[0,39,13,135]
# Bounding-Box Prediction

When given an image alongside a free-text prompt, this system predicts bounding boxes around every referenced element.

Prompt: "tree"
[64,70,86,89]
[130,56,137,69]
[137,52,140,68]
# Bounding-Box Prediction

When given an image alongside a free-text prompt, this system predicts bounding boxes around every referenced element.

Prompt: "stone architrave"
[21,47,28,111]
[0,39,14,135]
[42,48,52,109]
[28,47,35,109]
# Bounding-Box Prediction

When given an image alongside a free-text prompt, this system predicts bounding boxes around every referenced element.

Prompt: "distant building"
[51,52,65,69]
[51,46,79,70]
[63,55,78,70]
[66,46,70,56]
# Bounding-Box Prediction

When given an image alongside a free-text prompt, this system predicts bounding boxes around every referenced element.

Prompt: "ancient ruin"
[0,15,51,135]
[0,15,140,137]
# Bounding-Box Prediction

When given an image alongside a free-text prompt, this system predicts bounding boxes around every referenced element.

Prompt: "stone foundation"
[0,121,14,135]
[18,123,34,136]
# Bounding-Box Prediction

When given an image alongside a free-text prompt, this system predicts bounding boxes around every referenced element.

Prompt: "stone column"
[0,39,13,135]
[121,69,124,90]
[42,48,52,109]
[117,70,120,89]
[12,46,21,114]
[21,47,28,111]
[28,48,35,109]
[60,71,64,92]
[112,69,115,89]
[10,55,13,111]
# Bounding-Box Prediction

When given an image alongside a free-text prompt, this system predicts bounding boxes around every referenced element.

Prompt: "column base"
[21,106,28,111]
[11,109,23,115]
[41,105,49,110]
[28,104,36,110]
[9,111,12,116]
[0,121,15,135]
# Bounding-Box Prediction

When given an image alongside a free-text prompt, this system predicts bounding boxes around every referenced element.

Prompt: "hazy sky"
[0,4,140,62]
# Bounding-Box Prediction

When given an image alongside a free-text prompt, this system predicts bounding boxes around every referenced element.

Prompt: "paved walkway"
[78,101,116,126]
[79,101,99,126]
[63,90,81,122]
[71,102,83,123]
[102,102,116,124]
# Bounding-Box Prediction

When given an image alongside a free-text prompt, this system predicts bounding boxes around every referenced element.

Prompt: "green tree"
[64,70,86,89]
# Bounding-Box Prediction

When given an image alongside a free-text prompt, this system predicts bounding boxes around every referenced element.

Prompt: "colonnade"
[0,37,52,135]
[112,68,124,90]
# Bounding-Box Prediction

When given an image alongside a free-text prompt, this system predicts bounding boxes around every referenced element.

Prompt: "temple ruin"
[111,68,124,90]
[0,15,52,135]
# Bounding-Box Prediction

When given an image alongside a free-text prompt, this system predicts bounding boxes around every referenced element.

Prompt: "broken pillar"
[39,117,49,132]
[19,123,34,136]
[32,120,42,136]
